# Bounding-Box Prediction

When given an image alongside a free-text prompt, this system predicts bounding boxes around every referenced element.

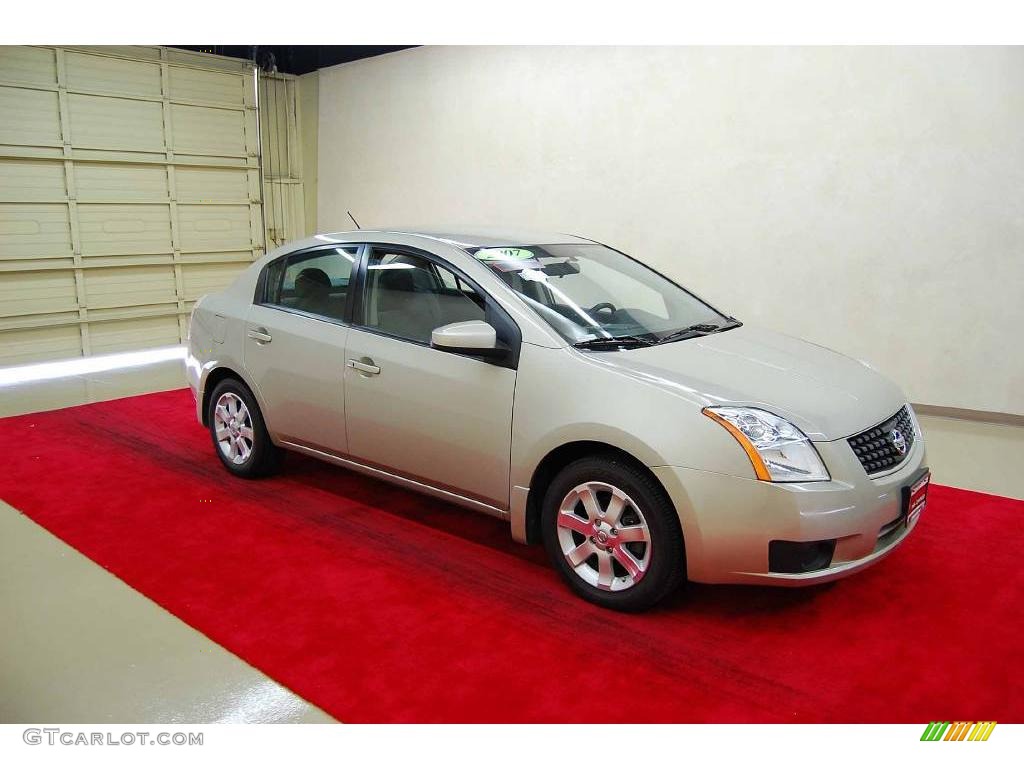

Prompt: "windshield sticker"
[475,247,535,262]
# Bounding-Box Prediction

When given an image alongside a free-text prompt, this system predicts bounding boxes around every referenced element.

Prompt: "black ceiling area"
[172,46,417,75]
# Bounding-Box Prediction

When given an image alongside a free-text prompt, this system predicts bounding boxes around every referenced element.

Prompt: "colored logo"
[920,721,997,741]
[891,428,908,455]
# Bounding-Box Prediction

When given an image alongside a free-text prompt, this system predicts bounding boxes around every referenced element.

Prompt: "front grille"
[848,405,916,475]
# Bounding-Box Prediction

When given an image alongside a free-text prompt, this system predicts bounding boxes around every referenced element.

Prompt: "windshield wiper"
[573,334,658,350]
[656,323,726,345]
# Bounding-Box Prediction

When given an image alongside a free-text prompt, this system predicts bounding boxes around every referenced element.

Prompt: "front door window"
[360,250,486,343]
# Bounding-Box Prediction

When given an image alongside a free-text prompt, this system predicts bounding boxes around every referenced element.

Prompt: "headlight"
[703,406,830,482]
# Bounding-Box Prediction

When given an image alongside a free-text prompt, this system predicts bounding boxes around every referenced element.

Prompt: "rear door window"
[265,245,359,322]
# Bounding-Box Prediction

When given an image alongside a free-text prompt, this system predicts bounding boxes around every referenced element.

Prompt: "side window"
[360,249,486,343]
[264,246,358,322]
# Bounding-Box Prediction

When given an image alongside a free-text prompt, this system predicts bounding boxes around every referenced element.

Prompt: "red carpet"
[0,389,1020,723]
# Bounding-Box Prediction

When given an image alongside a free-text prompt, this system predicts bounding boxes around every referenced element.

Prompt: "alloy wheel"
[555,481,652,591]
[213,392,254,465]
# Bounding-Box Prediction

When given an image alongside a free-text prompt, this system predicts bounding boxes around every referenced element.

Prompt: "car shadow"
[661,580,838,616]
[281,451,840,616]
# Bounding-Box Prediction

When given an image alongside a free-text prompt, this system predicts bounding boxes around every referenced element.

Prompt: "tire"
[207,377,281,478]
[541,454,685,611]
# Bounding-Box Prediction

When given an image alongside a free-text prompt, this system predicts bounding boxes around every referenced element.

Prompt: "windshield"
[471,243,732,344]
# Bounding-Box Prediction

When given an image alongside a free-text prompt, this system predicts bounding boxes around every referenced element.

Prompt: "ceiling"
[172,46,416,75]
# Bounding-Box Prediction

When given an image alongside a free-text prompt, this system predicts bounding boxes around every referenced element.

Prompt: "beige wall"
[317,46,1024,416]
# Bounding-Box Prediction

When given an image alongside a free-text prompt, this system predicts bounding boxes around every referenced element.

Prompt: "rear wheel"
[542,455,685,611]
[207,378,280,478]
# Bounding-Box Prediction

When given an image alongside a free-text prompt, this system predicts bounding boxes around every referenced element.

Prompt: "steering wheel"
[588,302,617,314]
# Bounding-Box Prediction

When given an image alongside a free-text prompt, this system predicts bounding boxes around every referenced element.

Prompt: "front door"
[243,244,359,453]
[343,246,517,508]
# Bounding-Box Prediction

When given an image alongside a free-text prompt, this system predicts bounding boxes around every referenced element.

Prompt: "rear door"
[243,244,360,453]
[342,245,519,508]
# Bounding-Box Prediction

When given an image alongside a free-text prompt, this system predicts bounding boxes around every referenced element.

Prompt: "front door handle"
[247,327,273,344]
[347,358,381,376]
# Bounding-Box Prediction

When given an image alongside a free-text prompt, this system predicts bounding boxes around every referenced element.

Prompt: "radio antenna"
[347,211,361,229]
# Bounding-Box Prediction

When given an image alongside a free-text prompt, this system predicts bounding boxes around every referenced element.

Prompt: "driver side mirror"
[431,320,507,360]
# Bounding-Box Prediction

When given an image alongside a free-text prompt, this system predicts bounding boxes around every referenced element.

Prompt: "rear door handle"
[247,327,272,344]
[347,358,381,375]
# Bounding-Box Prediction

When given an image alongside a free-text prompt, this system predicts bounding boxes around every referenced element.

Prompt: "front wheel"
[207,378,280,478]
[541,455,685,611]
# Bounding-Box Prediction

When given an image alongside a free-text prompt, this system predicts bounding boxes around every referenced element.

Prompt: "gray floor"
[0,353,1020,723]
[0,357,191,419]
[0,357,334,724]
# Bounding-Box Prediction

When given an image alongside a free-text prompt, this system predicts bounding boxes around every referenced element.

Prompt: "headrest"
[295,267,331,294]
[377,266,418,292]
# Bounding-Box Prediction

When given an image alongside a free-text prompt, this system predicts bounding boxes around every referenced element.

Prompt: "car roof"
[307,227,596,249]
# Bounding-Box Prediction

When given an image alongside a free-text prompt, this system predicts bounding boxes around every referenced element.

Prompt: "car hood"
[601,325,906,441]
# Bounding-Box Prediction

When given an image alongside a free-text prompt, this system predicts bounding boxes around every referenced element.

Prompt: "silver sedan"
[187,229,928,611]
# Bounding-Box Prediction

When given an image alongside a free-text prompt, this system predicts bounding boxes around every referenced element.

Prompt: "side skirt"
[278,440,511,522]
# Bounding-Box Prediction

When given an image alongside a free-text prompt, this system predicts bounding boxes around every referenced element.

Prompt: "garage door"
[0,46,265,365]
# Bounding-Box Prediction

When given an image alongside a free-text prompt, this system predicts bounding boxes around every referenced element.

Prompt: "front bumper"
[652,433,927,585]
